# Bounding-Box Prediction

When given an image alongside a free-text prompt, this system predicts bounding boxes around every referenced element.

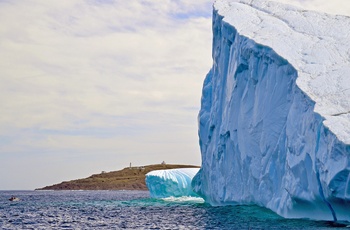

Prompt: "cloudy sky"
[1,0,349,190]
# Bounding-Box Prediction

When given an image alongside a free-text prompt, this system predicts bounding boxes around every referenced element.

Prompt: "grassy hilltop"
[36,164,200,191]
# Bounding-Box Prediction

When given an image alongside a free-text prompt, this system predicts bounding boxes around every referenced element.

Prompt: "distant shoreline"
[36,164,200,191]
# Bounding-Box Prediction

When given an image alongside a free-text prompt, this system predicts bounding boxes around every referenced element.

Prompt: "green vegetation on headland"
[35,164,200,191]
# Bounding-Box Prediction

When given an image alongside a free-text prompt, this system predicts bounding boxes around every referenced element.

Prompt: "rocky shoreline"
[36,164,199,191]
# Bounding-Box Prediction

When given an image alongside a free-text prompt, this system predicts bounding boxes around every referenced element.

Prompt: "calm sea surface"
[0,190,346,229]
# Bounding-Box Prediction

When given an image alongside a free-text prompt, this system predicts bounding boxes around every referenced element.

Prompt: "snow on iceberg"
[146,168,200,198]
[192,0,350,221]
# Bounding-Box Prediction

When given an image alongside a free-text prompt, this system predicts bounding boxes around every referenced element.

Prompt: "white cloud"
[0,0,212,189]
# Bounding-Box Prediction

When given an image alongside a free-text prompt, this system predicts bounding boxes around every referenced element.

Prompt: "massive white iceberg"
[192,0,350,221]
[145,168,200,198]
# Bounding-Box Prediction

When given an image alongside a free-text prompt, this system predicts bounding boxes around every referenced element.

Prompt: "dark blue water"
[0,190,346,229]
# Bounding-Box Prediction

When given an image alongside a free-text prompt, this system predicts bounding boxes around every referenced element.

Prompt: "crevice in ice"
[315,122,338,222]
[316,171,338,222]
[346,173,350,199]
[331,111,350,117]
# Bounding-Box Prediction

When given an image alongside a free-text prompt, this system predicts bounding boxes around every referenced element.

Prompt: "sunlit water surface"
[0,190,347,229]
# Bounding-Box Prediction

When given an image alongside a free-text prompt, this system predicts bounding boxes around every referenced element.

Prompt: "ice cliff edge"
[192,0,350,221]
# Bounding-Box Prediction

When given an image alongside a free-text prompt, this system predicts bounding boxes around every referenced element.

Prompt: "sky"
[1,0,349,190]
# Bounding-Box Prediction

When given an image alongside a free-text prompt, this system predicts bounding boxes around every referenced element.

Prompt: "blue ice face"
[193,0,350,222]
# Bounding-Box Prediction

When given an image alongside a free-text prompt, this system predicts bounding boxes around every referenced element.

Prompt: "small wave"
[161,196,205,203]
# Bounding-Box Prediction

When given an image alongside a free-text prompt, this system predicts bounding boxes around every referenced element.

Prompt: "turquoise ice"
[146,168,200,198]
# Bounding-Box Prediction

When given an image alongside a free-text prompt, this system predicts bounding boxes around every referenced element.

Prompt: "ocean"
[0,190,345,229]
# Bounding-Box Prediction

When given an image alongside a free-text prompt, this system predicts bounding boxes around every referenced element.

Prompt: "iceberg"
[145,168,200,198]
[192,0,350,221]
